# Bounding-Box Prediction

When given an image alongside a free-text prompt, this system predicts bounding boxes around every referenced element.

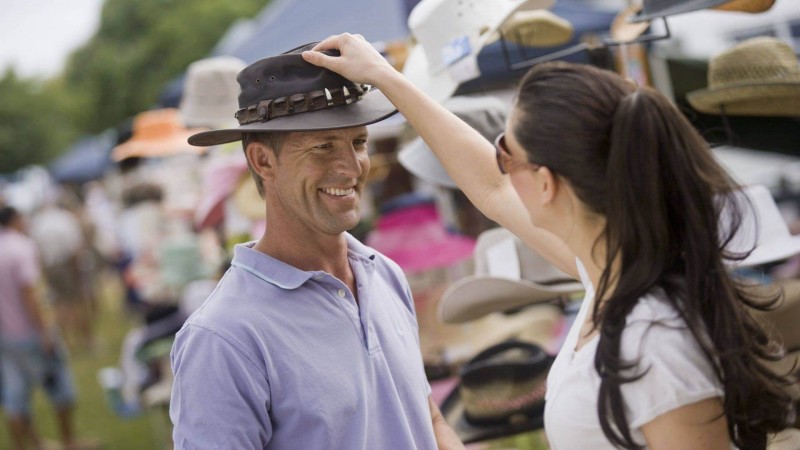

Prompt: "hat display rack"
[500,14,672,72]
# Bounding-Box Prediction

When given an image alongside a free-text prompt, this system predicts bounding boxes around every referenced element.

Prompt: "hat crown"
[709,37,800,88]
[236,44,356,110]
[132,109,185,140]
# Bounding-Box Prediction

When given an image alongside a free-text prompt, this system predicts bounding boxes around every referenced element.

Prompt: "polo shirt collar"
[231,233,377,290]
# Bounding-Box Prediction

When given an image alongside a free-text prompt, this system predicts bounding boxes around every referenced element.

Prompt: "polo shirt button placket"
[336,288,346,298]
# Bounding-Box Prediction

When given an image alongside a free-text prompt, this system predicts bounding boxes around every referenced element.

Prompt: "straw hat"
[494,10,574,48]
[631,0,773,22]
[721,185,800,267]
[440,340,552,443]
[687,37,800,117]
[439,227,583,323]
[398,95,507,189]
[179,56,247,129]
[112,109,207,161]
[403,0,554,102]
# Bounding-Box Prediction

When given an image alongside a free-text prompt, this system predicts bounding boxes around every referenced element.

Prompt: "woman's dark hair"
[513,62,793,449]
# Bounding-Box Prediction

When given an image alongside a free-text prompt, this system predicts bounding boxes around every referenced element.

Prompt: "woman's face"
[502,111,551,231]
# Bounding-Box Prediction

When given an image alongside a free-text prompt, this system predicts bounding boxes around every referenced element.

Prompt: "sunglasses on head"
[494,132,541,175]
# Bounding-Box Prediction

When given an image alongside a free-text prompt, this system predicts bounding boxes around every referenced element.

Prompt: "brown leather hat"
[188,42,397,147]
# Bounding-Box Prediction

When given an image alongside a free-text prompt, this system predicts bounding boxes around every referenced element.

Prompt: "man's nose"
[333,147,365,177]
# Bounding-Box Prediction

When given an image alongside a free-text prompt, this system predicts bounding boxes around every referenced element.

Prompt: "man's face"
[269,126,370,236]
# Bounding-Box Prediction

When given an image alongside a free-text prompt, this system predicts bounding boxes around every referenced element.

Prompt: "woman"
[303,34,794,449]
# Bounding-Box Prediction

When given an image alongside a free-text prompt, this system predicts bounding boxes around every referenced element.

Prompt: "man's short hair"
[242,132,288,198]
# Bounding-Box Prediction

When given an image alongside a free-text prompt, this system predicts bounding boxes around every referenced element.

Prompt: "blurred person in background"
[28,191,95,352]
[169,43,462,449]
[0,206,94,450]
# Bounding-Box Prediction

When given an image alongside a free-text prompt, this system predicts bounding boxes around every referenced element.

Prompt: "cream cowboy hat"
[687,37,800,117]
[439,227,583,323]
[403,0,556,102]
[722,185,800,268]
[179,56,247,129]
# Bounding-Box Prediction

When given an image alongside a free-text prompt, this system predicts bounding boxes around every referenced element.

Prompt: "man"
[170,42,462,449]
[0,206,82,450]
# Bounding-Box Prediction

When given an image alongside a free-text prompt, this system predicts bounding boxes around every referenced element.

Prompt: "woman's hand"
[302,33,398,88]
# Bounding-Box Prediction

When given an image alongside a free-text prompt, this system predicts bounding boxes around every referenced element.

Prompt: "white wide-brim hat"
[439,227,583,323]
[722,184,800,267]
[398,95,508,189]
[403,0,555,102]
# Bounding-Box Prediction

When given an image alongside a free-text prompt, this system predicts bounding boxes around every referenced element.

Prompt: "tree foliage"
[0,0,267,174]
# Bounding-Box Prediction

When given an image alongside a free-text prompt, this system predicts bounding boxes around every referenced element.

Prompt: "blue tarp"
[49,130,116,184]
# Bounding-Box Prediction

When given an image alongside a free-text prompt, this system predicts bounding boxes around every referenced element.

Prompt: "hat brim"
[440,381,545,444]
[630,0,728,22]
[687,82,800,116]
[732,236,800,267]
[187,89,398,146]
[398,137,458,188]
[439,276,584,323]
[112,132,207,161]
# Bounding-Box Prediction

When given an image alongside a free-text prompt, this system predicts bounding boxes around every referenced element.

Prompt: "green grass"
[0,275,167,449]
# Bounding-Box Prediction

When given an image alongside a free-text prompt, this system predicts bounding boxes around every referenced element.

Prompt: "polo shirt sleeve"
[170,323,272,449]
[618,300,724,429]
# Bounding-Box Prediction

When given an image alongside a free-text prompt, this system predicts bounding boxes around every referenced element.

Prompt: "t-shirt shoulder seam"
[181,321,270,381]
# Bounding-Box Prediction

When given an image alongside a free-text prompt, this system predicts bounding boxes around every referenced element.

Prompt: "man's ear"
[245,141,277,182]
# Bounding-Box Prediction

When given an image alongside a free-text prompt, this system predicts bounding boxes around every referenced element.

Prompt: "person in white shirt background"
[303,34,794,449]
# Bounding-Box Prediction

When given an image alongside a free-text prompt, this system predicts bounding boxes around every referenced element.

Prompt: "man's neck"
[254,226,352,283]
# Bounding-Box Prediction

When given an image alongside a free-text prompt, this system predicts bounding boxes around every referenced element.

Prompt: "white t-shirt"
[544,259,724,449]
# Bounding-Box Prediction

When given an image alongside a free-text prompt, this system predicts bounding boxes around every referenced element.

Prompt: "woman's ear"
[245,142,276,183]
[538,166,559,206]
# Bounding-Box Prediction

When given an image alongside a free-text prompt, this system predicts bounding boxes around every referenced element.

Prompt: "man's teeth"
[321,187,354,197]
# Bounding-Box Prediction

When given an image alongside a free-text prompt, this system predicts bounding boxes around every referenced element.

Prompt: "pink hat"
[366,202,475,273]
[194,155,249,230]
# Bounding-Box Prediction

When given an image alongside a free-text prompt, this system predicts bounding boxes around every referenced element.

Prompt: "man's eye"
[354,139,367,147]
[313,143,333,149]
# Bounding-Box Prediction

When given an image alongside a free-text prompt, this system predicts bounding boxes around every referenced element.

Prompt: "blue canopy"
[228,0,418,64]
[49,130,116,184]
[158,0,420,107]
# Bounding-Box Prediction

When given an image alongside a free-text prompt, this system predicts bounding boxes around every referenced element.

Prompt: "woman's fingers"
[303,33,395,86]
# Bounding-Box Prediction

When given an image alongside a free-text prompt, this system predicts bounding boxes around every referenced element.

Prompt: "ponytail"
[598,86,792,450]
[514,63,794,449]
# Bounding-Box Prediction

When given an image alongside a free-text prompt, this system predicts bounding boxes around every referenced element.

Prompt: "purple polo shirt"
[170,234,437,449]
[0,229,40,341]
